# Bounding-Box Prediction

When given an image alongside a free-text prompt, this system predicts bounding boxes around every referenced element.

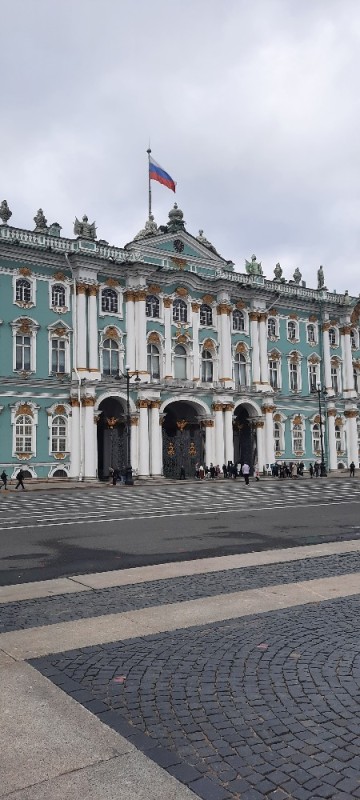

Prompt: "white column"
[138,400,150,476]
[327,409,338,470]
[130,417,139,475]
[192,303,200,380]
[135,290,148,375]
[213,403,225,466]
[83,398,97,478]
[322,324,332,393]
[263,403,275,465]
[88,286,99,372]
[224,404,234,464]
[217,304,233,385]
[259,313,269,385]
[255,421,266,473]
[250,312,261,385]
[125,290,136,372]
[203,421,215,466]
[76,284,87,369]
[341,326,355,393]
[150,401,162,475]
[164,298,172,378]
[69,400,80,478]
[345,410,359,465]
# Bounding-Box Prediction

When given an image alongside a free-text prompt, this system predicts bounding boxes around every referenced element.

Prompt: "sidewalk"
[1,541,360,799]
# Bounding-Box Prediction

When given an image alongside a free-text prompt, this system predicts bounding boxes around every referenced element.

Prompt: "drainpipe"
[64,253,84,481]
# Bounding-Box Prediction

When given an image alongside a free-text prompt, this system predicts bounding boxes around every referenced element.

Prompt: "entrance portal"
[97,397,126,479]
[162,401,204,479]
[233,406,256,467]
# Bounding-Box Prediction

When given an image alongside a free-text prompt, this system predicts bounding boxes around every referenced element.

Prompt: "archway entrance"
[233,405,256,467]
[97,397,126,479]
[162,401,204,479]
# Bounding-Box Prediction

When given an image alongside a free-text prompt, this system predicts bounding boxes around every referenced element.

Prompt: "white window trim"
[47,402,71,458]
[232,345,251,387]
[147,335,164,382]
[267,316,279,340]
[310,414,323,456]
[273,418,285,454]
[49,279,70,314]
[329,326,339,347]
[306,322,318,346]
[268,351,282,390]
[232,308,249,335]
[200,346,218,384]
[335,419,346,455]
[172,297,190,325]
[11,401,39,458]
[307,358,321,393]
[11,317,39,374]
[330,358,342,394]
[172,341,191,380]
[98,285,123,319]
[48,322,72,375]
[13,273,36,309]
[287,319,299,342]
[350,328,359,350]
[287,352,302,393]
[291,415,305,454]
[145,295,164,322]
[99,326,124,376]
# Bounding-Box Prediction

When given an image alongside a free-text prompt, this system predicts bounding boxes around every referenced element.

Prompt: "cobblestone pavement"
[32,595,360,800]
[2,550,360,633]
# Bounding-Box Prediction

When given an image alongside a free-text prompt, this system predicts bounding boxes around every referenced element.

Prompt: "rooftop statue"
[167,203,186,233]
[0,200,12,225]
[33,208,48,232]
[133,213,159,241]
[273,262,283,281]
[293,267,302,285]
[317,265,326,290]
[74,215,97,240]
[245,254,263,276]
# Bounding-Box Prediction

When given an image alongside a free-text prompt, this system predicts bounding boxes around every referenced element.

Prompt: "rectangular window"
[331,367,339,393]
[290,363,298,392]
[16,335,31,371]
[269,360,278,389]
[308,365,317,392]
[51,339,66,373]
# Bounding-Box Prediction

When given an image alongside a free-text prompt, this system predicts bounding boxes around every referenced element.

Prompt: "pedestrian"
[15,468,26,491]
[112,468,119,486]
[0,470,8,490]
[242,462,250,485]
[215,464,221,478]
[299,461,304,476]
[179,465,186,479]
[309,462,314,478]
[291,463,297,479]
[222,463,228,479]
[350,461,356,477]
[210,463,216,479]
[254,462,260,481]
[314,461,319,478]
[199,465,205,480]
[195,463,200,480]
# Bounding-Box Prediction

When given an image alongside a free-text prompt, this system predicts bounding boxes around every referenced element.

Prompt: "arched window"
[173,298,187,323]
[267,317,277,338]
[200,304,213,326]
[292,422,303,452]
[51,284,66,308]
[234,352,247,386]
[51,338,66,373]
[103,338,119,376]
[335,424,343,453]
[15,414,33,453]
[329,327,337,346]
[201,350,213,382]
[312,423,321,453]
[51,416,67,453]
[287,320,297,341]
[146,295,160,318]
[308,361,319,393]
[232,309,245,332]
[174,344,187,379]
[307,324,316,344]
[16,333,31,371]
[147,343,160,379]
[101,288,118,314]
[274,422,281,453]
[331,362,340,393]
[16,279,31,304]
[269,358,279,389]
[289,361,299,392]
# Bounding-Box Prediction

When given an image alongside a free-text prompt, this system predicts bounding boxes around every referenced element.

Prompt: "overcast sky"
[1,0,360,294]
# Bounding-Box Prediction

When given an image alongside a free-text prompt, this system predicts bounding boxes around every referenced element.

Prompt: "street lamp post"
[116,366,141,486]
[316,383,327,477]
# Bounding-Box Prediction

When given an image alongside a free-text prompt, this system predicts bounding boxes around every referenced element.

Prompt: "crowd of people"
[183,459,357,482]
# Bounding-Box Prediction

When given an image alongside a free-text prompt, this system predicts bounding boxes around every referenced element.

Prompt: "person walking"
[350,461,356,477]
[15,468,26,491]
[314,461,319,478]
[309,462,314,478]
[0,470,8,490]
[179,465,186,479]
[291,463,297,479]
[242,462,250,485]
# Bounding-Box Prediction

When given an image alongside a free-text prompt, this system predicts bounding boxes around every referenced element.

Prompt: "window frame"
[173,343,187,379]
[233,351,248,387]
[102,337,120,377]
[51,415,68,454]
[199,304,213,327]
[267,317,278,339]
[291,418,305,453]
[99,285,123,318]
[147,342,161,380]
[307,323,317,345]
[13,275,36,308]
[328,327,338,347]
[11,402,39,458]
[173,298,188,324]
[11,318,39,374]
[287,320,298,342]
[232,309,245,332]
[201,349,214,383]
[145,295,160,319]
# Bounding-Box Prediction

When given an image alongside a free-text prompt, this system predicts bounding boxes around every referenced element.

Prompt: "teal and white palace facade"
[0,199,359,480]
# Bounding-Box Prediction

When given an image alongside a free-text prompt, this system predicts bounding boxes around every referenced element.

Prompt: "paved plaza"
[1,497,360,799]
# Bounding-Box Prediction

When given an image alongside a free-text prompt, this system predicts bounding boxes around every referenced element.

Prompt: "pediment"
[126,229,229,268]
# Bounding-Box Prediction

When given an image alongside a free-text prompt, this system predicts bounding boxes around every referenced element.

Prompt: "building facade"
[0,200,359,480]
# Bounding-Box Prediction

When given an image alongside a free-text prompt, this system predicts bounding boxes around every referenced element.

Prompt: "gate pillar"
[150,400,162,476]
[137,399,150,476]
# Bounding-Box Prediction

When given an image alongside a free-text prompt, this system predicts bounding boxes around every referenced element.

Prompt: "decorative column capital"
[212,402,224,412]
[344,408,358,418]
[76,282,87,295]
[163,296,173,308]
[254,419,265,428]
[150,400,161,409]
[249,311,260,322]
[322,322,331,331]
[327,408,337,417]
[223,403,235,412]
[130,415,139,426]
[135,290,147,302]
[216,303,232,316]
[82,396,96,407]
[124,290,136,302]
[262,404,276,414]
[87,284,99,296]
[191,302,200,312]
[202,419,215,428]
[340,325,352,336]
[70,397,80,407]
[137,399,151,409]
[258,313,268,323]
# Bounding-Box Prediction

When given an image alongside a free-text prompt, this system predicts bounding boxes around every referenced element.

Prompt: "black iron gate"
[98,421,127,479]
[233,419,256,467]
[162,423,204,479]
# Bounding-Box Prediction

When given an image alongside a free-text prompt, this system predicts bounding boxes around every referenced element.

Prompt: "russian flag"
[149,156,176,193]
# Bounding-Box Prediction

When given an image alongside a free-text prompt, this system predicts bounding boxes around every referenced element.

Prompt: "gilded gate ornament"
[188,442,197,456]
[167,442,175,456]
[176,419,188,431]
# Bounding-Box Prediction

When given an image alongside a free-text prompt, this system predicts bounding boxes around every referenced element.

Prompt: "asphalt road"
[0,478,359,585]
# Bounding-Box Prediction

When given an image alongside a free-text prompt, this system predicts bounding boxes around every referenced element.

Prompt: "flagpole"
[147,147,152,219]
